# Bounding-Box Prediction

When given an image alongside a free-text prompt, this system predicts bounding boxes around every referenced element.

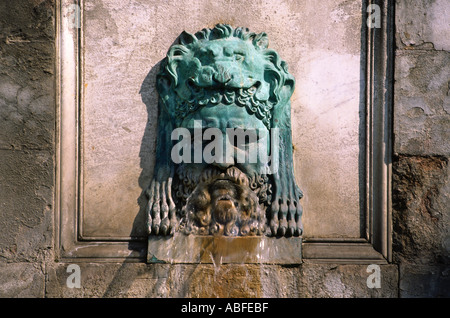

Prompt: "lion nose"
[213,69,232,85]
[212,161,234,169]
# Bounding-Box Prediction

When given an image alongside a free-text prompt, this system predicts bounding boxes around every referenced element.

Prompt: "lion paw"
[146,178,177,236]
[269,183,303,237]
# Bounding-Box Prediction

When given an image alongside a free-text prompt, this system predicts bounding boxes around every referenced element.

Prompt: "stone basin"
[147,234,302,264]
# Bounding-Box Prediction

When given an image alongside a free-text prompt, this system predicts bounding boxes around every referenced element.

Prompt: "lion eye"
[235,53,244,61]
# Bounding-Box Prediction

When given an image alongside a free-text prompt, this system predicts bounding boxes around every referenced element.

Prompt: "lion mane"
[156,23,295,129]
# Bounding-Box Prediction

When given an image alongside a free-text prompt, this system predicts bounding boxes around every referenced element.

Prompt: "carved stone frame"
[56,0,393,263]
[303,0,394,264]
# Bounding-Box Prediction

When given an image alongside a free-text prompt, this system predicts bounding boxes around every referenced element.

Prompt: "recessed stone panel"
[80,0,364,240]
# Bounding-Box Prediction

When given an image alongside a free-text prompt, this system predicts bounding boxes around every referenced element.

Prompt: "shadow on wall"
[129,60,163,241]
[101,61,166,296]
[132,34,180,243]
[358,0,368,238]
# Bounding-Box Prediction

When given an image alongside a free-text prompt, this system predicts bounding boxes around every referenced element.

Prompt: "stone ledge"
[147,234,302,264]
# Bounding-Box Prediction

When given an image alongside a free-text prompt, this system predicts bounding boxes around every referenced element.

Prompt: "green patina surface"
[146,24,303,238]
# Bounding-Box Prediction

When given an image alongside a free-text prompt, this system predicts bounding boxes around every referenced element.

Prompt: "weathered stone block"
[46,263,157,298]
[394,50,450,155]
[0,262,45,297]
[400,264,450,298]
[298,264,398,298]
[392,155,450,265]
[0,75,55,150]
[396,0,450,50]
[0,0,55,151]
[45,262,398,298]
[0,150,54,262]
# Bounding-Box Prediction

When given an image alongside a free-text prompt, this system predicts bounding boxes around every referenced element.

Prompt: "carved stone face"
[182,168,264,236]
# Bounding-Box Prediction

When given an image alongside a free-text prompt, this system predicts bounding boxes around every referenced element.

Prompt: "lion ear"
[253,32,269,50]
[179,31,197,46]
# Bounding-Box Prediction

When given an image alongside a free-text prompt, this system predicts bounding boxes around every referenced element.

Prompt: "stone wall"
[0,0,448,298]
[393,0,450,298]
[0,0,55,297]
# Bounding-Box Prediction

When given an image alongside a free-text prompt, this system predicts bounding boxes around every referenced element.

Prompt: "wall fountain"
[146,24,302,265]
